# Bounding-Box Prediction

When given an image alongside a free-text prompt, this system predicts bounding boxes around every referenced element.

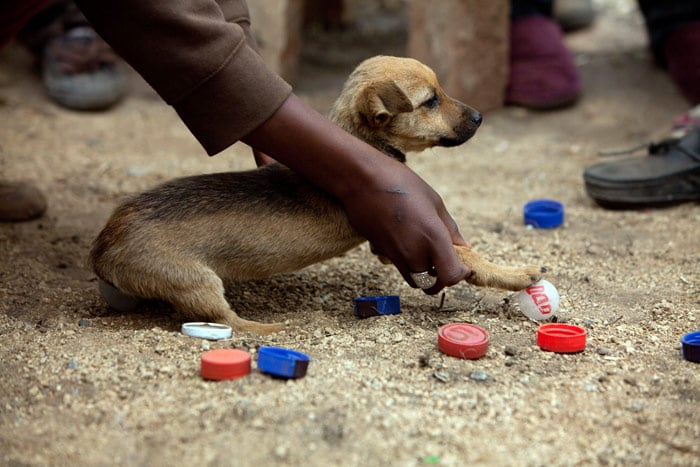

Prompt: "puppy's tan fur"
[90,56,545,334]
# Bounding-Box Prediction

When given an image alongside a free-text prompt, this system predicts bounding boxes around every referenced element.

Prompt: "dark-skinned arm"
[242,94,470,292]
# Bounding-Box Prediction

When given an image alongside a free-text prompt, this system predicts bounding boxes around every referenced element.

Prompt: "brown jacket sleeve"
[73,0,293,155]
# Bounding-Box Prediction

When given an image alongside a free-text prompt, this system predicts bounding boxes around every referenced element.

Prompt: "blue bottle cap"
[353,295,401,318]
[523,199,564,229]
[681,331,700,363]
[257,346,311,378]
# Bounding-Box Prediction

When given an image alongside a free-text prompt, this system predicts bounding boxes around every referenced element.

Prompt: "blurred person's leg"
[0,1,128,222]
[639,0,700,104]
[582,1,700,210]
[0,1,51,222]
[506,0,581,109]
[0,0,52,48]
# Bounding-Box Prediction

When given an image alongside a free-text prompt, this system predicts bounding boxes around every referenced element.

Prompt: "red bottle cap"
[438,323,489,359]
[200,349,251,380]
[537,323,586,353]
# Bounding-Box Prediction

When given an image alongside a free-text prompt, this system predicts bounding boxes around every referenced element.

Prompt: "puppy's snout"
[469,111,482,128]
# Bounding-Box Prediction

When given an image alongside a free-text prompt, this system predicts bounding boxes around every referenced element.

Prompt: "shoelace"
[597,126,700,164]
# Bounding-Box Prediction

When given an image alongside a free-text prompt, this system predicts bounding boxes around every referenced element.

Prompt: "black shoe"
[583,127,700,209]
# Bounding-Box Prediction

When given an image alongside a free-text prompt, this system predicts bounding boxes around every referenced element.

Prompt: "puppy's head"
[330,55,482,161]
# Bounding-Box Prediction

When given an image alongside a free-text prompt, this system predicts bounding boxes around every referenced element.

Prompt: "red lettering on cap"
[531,293,548,306]
[527,286,551,315]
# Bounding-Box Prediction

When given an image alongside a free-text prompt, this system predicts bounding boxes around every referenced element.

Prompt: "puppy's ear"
[358,81,413,128]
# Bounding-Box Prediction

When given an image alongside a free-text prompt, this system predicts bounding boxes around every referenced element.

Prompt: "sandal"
[583,126,700,209]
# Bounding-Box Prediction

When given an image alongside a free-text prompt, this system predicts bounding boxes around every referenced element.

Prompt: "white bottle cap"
[181,322,232,340]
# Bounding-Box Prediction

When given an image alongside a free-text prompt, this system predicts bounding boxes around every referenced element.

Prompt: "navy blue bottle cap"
[353,295,401,318]
[257,346,311,378]
[681,331,700,363]
[523,199,564,229]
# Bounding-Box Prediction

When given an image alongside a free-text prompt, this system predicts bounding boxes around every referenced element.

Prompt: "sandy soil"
[1,2,699,466]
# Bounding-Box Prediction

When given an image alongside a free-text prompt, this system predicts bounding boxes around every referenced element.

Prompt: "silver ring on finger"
[410,270,437,289]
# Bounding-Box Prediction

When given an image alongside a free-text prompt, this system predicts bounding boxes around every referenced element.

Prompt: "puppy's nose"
[470,111,482,128]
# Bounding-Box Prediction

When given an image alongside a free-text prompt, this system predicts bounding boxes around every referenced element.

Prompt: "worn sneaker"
[0,181,47,221]
[505,15,581,110]
[42,25,126,110]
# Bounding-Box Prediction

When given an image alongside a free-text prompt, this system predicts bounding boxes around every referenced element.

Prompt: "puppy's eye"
[422,95,439,109]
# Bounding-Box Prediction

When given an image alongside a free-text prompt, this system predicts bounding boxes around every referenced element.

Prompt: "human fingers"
[253,149,276,167]
[379,207,468,294]
[443,210,470,248]
[418,222,470,295]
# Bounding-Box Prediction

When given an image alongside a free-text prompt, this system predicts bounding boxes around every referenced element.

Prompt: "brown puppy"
[90,56,545,334]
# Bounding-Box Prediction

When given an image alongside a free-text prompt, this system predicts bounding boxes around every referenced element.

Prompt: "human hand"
[340,156,471,294]
[242,94,471,293]
[253,149,276,167]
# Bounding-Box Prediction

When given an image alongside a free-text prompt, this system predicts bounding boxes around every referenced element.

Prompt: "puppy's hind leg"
[455,245,546,291]
[166,265,284,335]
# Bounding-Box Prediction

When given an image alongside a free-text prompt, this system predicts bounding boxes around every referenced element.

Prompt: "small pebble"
[433,371,450,383]
[274,445,289,459]
[468,371,489,382]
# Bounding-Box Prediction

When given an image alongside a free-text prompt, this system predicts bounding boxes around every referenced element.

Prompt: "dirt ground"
[1,2,699,466]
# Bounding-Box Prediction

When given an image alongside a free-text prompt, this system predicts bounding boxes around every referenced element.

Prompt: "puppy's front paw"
[455,245,547,291]
[522,265,547,288]
[468,265,547,291]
